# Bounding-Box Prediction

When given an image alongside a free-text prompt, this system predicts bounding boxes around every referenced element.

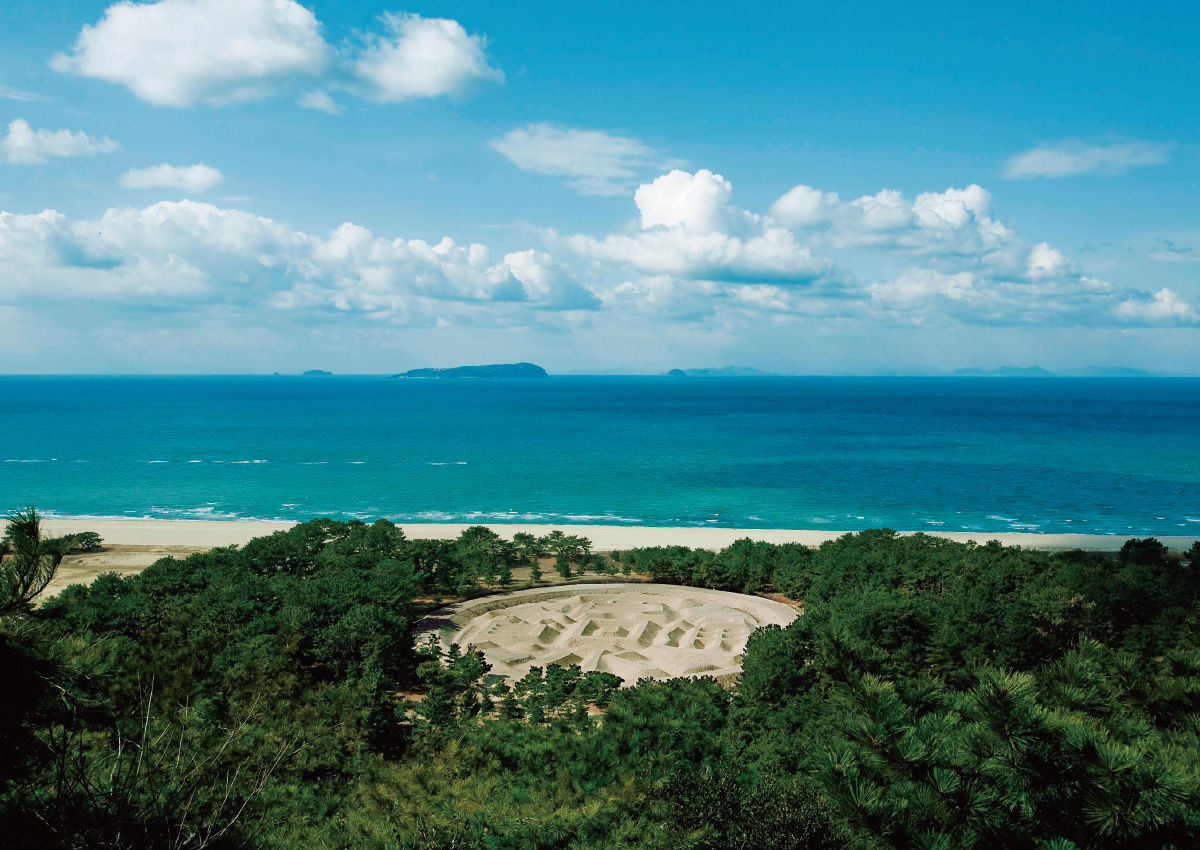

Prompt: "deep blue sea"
[1,376,1198,536]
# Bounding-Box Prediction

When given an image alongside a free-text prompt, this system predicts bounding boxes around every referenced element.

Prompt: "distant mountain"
[391,362,549,379]
[302,369,332,376]
[664,366,775,377]
[950,366,1056,378]
[1084,367,1192,377]
[1095,367,1155,377]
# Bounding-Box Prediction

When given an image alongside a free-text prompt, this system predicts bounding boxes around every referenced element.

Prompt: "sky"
[1,0,1198,374]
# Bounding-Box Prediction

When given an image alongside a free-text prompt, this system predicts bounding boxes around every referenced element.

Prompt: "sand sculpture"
[420,583,799,684]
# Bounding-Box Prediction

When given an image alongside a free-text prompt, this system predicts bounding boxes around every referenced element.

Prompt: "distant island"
[302,369,332,377]
[664,366,774,377]
[391,362,549,379]
[950,366,1055,378]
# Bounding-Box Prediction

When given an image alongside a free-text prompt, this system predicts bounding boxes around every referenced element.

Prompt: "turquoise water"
[1,375,1198,536]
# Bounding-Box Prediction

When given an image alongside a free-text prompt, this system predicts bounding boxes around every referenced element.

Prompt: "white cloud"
[1115,288,1199,325]
[502,250,601,309]
[51,2,503,110]
[354,13,502,103]
[299,90,340,114]
[50,0,327,106]
[912,184,991,229]
[635,169,733,233]
[2,118,118,165]
[120,163,224,192]
[869,269,977,310]
[1005,141,1172,179]
[565,170,1198,328]
[850,189,913,232]
[1026,242,1068,280]
[0,86,47,102]
[562,170,832,287]
[3,171,1195,355]
[866,267,1145,326]
[767,182,1016,262]
[769,184,840,227]
[491,123,657,196]
[567,227,830,283]
[0,201,597,322]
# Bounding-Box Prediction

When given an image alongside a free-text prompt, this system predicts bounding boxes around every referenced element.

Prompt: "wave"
[407,510,645,524]
[26,506,1200,535]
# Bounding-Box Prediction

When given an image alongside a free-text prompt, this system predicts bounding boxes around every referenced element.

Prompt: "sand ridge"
[420,583,799,684]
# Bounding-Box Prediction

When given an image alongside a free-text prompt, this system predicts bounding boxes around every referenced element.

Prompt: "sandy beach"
[26,517,1193,598]
[41,517,1196,552]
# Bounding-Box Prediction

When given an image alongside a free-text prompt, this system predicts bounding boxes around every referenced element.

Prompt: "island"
[950,366,1055,377]
[301,369,332,377]
[663,366,773,377]
[391,362,548,379]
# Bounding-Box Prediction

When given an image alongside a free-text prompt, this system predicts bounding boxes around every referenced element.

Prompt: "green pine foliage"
[3,519,1199,848]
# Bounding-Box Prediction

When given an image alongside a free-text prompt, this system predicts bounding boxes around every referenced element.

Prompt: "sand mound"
[420,583,798,685]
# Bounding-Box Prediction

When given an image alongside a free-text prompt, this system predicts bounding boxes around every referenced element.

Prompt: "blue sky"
[1,0,1197,373]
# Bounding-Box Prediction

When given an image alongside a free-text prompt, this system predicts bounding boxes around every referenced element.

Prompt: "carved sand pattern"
[423,583,798,684]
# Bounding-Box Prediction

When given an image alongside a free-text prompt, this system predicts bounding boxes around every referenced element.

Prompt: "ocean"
[1,375,1198,536]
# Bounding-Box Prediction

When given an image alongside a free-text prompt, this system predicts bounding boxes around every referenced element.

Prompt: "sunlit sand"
[419,583,799,684]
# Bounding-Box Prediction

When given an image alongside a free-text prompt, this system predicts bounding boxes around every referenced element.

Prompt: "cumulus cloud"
[3,172,1195,345]
[2,118,118,165]
[1025,242,1069,280]
[563,170,832,288]
[354,12,502,102]
[120,163,224,192]
[869,269,977,311]
[491,123,658,196]
[767,181,1015,263]
[635,169,734,233]
[850,189,913,233]
[1115,288,1199,325]
[502,250,601,310]
[1005,141,1172,179]
[562,170,1198,328]
[0,201,597,323]
[50,1,501,109]
[769,184,840,228]
[867,269,1131,326]
[51,0,327,107]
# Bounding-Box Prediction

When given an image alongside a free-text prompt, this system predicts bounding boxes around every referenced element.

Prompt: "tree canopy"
[2,519,1198,848]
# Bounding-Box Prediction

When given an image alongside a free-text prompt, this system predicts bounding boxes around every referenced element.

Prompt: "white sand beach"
[40,517,1196,553]
[35,518,1194,600]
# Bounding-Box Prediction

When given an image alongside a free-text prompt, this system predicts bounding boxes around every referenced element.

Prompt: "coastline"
[40,517,1197,552]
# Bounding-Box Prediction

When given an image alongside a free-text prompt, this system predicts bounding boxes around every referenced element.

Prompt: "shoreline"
[38,517,1197,552]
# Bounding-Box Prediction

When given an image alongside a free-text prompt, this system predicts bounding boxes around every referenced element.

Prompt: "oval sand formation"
[420,583,799,684]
